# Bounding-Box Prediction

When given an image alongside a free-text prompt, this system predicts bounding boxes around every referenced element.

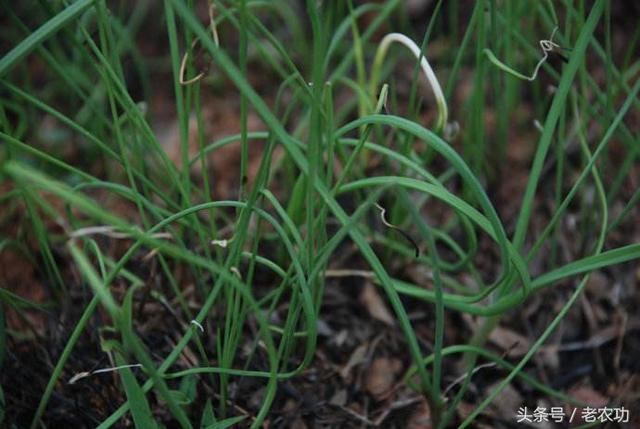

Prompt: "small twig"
[69,225,172,261]
[613,312,628,372]
[442,361,497,397]
[69,225,171,240]
[211,391,255,423]
[141,248,160,261]
[443,343,519,398]
[374,203,420,258]
[337,404,376,426]
[68,363,143,384]
[551,317,640,352]
[325,269,376,279]
[373,396,423,426]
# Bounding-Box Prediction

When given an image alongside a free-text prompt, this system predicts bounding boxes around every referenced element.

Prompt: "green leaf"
[0,383,5,424]
[512,0,606,249]
[285,174,306,225]
[200,399,216,429]
[179,374,198,404]
[0,303,6,368]
[68,243,120,318]
[168,390,192,405]
[100,338,124,354]
[0,0,94,78]
[115,353,157,429]
[204,415,247,429]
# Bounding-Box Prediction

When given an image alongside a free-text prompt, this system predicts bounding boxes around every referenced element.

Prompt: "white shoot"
[190,320,204,332]
[370,33,448,133]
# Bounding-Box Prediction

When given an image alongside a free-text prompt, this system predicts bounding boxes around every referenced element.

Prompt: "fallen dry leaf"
[585,271,610,300]
[365,357,402,400]
[290,418,308,429]
[457,401,475,422]
[340,343,368,381]
[567,385,608,407]
[488,326,531,357]
[329,389,348,407]
[359,282,395,326]
[565,385,609,425]
[486,382,523,421]
[538,344,560,370]
[407,399,433,429]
